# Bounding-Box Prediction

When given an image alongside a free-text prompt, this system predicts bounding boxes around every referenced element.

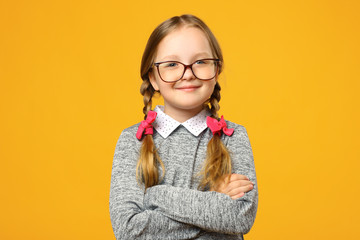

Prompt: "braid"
[140,79,155,118]
[209,82,221,119]
[137,78,165,191]
[198,81,232,190]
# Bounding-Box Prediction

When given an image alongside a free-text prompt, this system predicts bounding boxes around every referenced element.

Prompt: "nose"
[181,66,196,80]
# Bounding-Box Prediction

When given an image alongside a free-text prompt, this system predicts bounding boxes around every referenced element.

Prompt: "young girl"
[109,14,258,240]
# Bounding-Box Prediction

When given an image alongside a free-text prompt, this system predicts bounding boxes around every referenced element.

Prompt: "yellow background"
[1,0,359,239]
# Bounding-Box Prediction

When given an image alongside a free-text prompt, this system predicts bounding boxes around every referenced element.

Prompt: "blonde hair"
[138,14,231,190]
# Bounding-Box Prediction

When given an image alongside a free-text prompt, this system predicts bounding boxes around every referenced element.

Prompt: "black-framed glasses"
[154,58,220,83]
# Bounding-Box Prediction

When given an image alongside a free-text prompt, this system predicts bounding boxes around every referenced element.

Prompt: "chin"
[174,101,207,111]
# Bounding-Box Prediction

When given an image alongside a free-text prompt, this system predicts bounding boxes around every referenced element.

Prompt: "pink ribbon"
[206,116,234,136]
[136,111,157,140]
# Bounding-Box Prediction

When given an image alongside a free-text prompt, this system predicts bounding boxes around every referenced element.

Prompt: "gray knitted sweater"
[109,119,258,240]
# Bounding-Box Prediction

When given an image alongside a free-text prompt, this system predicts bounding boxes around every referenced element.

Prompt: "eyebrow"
[157,52,212,62]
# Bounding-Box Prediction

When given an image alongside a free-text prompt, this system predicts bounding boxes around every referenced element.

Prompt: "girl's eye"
[164,62,178,68]
[195,60,206,64]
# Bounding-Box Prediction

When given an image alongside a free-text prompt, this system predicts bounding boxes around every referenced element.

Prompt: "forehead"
[155,26,212,61]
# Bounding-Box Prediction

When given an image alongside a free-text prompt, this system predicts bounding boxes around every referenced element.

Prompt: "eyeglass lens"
[157,59,218,82]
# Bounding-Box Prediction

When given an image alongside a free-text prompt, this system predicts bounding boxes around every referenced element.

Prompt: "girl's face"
[149,26,217,121]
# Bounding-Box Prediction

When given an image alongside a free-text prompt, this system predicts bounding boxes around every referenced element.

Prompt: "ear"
[148,71,159,91]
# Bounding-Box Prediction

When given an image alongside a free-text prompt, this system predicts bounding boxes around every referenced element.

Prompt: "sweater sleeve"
[143,124,258,234]
[109,128,203,240]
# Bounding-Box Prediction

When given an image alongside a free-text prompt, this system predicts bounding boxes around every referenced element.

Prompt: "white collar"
[152,105,211,138]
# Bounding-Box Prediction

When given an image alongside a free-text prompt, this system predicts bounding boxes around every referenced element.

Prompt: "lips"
[176,85,201,91]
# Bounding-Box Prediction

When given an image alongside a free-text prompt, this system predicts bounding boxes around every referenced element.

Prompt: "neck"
[163,105,204,123]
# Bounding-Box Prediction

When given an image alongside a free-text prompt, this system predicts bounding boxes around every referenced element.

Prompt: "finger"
[230,174,250,182]
[231,192,245,200]
[225,180,253,191]
[232,179,254,186]
[223,180,252,194]
[227,184,254,197]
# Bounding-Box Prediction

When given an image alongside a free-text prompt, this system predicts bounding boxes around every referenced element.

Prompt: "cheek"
[157,82,174,95]
[207,81,217,95]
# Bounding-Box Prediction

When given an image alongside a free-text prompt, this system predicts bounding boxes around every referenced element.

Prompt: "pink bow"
[136,111,157,140]
[206,116,234,136]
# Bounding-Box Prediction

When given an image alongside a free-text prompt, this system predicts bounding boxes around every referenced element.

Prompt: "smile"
[176,85,201,92]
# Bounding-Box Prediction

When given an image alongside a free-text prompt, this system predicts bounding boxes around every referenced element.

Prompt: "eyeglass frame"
[153,58,221,83]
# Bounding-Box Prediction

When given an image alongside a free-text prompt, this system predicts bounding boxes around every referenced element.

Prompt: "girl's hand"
[210,174,254,200]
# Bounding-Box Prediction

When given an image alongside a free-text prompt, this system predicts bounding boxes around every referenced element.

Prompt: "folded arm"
[143,124,258,234]
[109,129,203,240]
[109,124,258,238]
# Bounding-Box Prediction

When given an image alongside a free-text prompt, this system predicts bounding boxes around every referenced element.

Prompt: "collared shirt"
[110,110,258,239]
[152,105,211,139]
